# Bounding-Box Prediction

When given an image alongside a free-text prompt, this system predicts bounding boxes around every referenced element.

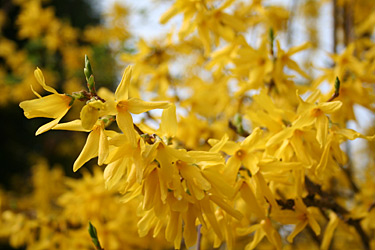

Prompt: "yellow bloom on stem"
[209,127,264,184]
[115,65,169,146]
[266,90,342,149]
[19,68,73,135]
[286,197,320,243]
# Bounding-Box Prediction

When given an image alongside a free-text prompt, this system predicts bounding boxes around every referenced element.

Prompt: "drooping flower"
[19,68,73,135]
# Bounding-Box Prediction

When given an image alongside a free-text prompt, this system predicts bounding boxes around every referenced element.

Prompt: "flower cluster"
[2,0,375,250]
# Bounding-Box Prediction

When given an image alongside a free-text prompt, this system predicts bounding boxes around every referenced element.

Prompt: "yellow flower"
[19,68,73,135]
[115,66,169,146]
[286,198,321,243]
[274,41,312,79]
[209,127,264,184]
[266,90,342,149]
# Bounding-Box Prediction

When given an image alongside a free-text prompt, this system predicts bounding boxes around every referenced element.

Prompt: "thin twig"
[133,124,155,144]
[197,224,202,250]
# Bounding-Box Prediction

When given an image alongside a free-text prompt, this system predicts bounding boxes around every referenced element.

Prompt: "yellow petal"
[241,127,263,148]
[261,219,282,250]
[237,224,259,236]
[266,127,294,147]
[143,169,159,210]
[73,128,100,172]
[197,25,211,55]
[98,126,109,165]
[223,156,242,184]
[165,210,181,243]
[290,135,312,165]
[35,117,61,136]
[307,209,321,236]
[254,173,278,209]
[19,94,71,119]
[187,151,223,163]
[30,84,41,98]
[104,142,133,164]
[209,194,243,221]
[179,163,211,191]
[52,119,89,132]
[315,115,328,147]
[160,103,177,137]
[243,154,259,176]
[127,98,169,114]
[168,193,188,212]
[80,104,99,130]
[103,158,126,190]
[160,5,179,24]
[293,113,315,129]
[209,134,229,153]
[286,59,310,79]
[335,127,375,141]
[165,147,192,162]
[174,213,183,250]
[315,137,332,176]
[116,110,137,146]
[305,89,321,103]
[209,139,240,156]
[34,67,58,94]
[321,212,339,250]
[137,210,156,237]
[318,101,342,114]
[288,42,312,55]
[199,197,223,240]
[287,220,308,243]
[202,165,235,198]
[239,182,265,219]
[182,205,198,248]
[97,87,117,116]
[115,65,132,101]
[246,228,266,250]
[258,160,303,173]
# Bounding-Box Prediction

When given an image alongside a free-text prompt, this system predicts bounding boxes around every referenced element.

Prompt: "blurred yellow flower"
[19,68,73,135]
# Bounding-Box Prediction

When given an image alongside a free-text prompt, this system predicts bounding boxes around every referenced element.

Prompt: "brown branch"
[347,218,370,250]
[343,1,354,46]
[196,224,202,250]
[368,202,375,212]
[133,124,155,144]
[327,92,339,102]
[267,78,276,95]
[332,0,338,53]
[340,164,359,193]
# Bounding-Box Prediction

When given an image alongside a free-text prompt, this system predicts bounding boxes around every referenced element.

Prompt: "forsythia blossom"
[4,0,375,250]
